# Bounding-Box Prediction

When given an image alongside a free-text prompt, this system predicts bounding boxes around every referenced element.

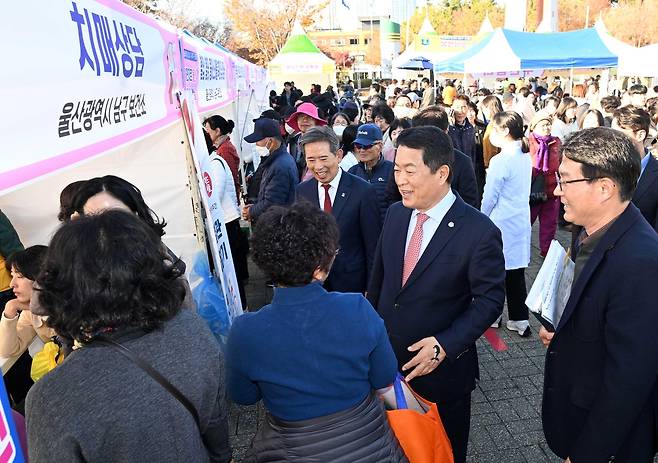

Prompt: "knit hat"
[530,111,553,131]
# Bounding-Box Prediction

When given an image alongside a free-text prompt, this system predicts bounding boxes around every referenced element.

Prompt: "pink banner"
[180,34,234,112]
[1,0,264,194]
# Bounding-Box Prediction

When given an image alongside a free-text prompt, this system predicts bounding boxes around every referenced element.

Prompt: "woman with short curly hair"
[226,202,406,462]
[26,211,232,463]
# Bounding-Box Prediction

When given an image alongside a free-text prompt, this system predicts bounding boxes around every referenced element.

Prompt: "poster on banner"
[180,91,243,320]
[234,59,248,91]
[0,378,25,463]
[0,0,183,193]
[180,34,234,111]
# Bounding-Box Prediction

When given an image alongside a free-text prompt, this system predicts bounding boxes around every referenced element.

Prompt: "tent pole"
[569,67,574,94]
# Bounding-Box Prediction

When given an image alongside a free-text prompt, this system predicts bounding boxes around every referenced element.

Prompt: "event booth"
[267,22,336,94]
[434,27,618,74]
[0,0,271,373]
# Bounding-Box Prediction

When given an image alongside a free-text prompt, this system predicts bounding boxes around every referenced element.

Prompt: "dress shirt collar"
[413,189,456,224]
[640,149,650,177]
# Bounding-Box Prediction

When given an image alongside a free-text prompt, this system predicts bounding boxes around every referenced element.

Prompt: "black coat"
[542,204,658,462]
[348,156,394,222]
[367,196,505,404]
[448,120,477,166]
[632,153,658,232]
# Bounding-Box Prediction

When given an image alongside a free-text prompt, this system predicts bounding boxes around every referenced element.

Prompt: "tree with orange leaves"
[223,0,330,65]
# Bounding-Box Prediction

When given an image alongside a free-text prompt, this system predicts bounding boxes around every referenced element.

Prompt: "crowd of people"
[1,73,658,462]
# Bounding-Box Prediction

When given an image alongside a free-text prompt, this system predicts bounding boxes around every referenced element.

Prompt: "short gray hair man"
[299,126,340,156]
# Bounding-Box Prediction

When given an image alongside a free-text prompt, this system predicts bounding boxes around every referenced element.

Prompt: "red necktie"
[402,213,429,286]
[322,184,332,214]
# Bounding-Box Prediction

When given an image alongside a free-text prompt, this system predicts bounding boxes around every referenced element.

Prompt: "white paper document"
[526,240,575,330]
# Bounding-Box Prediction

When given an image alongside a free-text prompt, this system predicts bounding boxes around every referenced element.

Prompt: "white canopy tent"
[267,22,336,94]
[594,19,658,77]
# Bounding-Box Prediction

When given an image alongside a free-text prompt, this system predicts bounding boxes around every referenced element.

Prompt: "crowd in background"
[1,70,657,462]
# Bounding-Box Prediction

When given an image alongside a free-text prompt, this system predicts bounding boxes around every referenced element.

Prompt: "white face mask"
[254,145,270,157]
[489,130,505,148]
[285,123,296,135]
[333,125,346,138]
[394,107,412,119]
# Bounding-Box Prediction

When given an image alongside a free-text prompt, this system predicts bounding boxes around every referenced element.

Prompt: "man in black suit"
[540,128,658,462]
[368,126,505,463]
[384,106,480,209]
[612,105,658,232]
[297,126,382,294]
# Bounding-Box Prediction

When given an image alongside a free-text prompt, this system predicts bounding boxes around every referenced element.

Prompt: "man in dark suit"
[368,126,505,463]
[297,126,382,294]
[540,127,658,462]
[612,105,658,232]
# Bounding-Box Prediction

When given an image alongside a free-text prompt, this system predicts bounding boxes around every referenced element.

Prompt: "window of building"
[349,38,358,45]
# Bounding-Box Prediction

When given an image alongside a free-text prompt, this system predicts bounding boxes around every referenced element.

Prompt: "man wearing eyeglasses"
[348,123,395,221]
[540,127,658,463]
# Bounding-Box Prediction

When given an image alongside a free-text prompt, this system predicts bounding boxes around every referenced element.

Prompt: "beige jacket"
[0,310,55,358]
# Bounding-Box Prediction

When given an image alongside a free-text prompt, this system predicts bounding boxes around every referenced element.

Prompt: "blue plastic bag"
[189,251,231,350]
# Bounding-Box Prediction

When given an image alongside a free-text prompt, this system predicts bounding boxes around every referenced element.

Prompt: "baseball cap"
[340,100,358,111]
[244,118,280,143]
[354,124,383,146]
[255,109,281,122]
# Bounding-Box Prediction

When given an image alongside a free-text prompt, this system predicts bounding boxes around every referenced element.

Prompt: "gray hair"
[300,126,340,156]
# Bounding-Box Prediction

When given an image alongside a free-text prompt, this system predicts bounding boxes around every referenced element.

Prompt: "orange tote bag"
[383,374,454,463]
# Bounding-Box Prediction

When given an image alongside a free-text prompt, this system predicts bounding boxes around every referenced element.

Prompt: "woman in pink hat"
[286,102,327,181]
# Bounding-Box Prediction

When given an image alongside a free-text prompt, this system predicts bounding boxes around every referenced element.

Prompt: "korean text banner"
[0,0,183,192]
[180,34,236,112]
[180,91,243,321]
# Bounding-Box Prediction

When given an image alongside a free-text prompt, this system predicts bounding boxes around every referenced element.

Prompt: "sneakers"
[490,315,502,328]
[506,320,531,337]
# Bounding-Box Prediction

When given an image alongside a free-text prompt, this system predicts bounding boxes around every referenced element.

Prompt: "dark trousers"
[505,268,528,321]
[3,352,33,407]
[436,394,471,463]
[225,219,249,309]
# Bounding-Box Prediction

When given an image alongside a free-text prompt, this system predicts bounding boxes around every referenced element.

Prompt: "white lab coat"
[481,140,532,270]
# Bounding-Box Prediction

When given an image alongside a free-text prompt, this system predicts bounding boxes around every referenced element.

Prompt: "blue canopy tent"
[434,28,618,74]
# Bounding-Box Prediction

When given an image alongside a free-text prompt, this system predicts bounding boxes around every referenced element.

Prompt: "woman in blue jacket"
[226,202,406,462]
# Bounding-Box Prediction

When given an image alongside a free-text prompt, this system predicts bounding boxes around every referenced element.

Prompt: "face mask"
[333,125,346,138]
[394,107,412,119]
[489,131,505,148]
[254,145,270,157]
[285,123,296,135]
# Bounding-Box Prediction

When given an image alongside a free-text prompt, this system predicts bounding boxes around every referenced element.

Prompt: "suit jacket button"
[394,303,400,309]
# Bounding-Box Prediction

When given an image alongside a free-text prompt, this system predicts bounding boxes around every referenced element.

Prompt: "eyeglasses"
[554,172,603,191]
[354,143,376,150]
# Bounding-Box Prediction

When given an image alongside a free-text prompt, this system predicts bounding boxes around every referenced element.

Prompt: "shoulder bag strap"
[93,337,201,431]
